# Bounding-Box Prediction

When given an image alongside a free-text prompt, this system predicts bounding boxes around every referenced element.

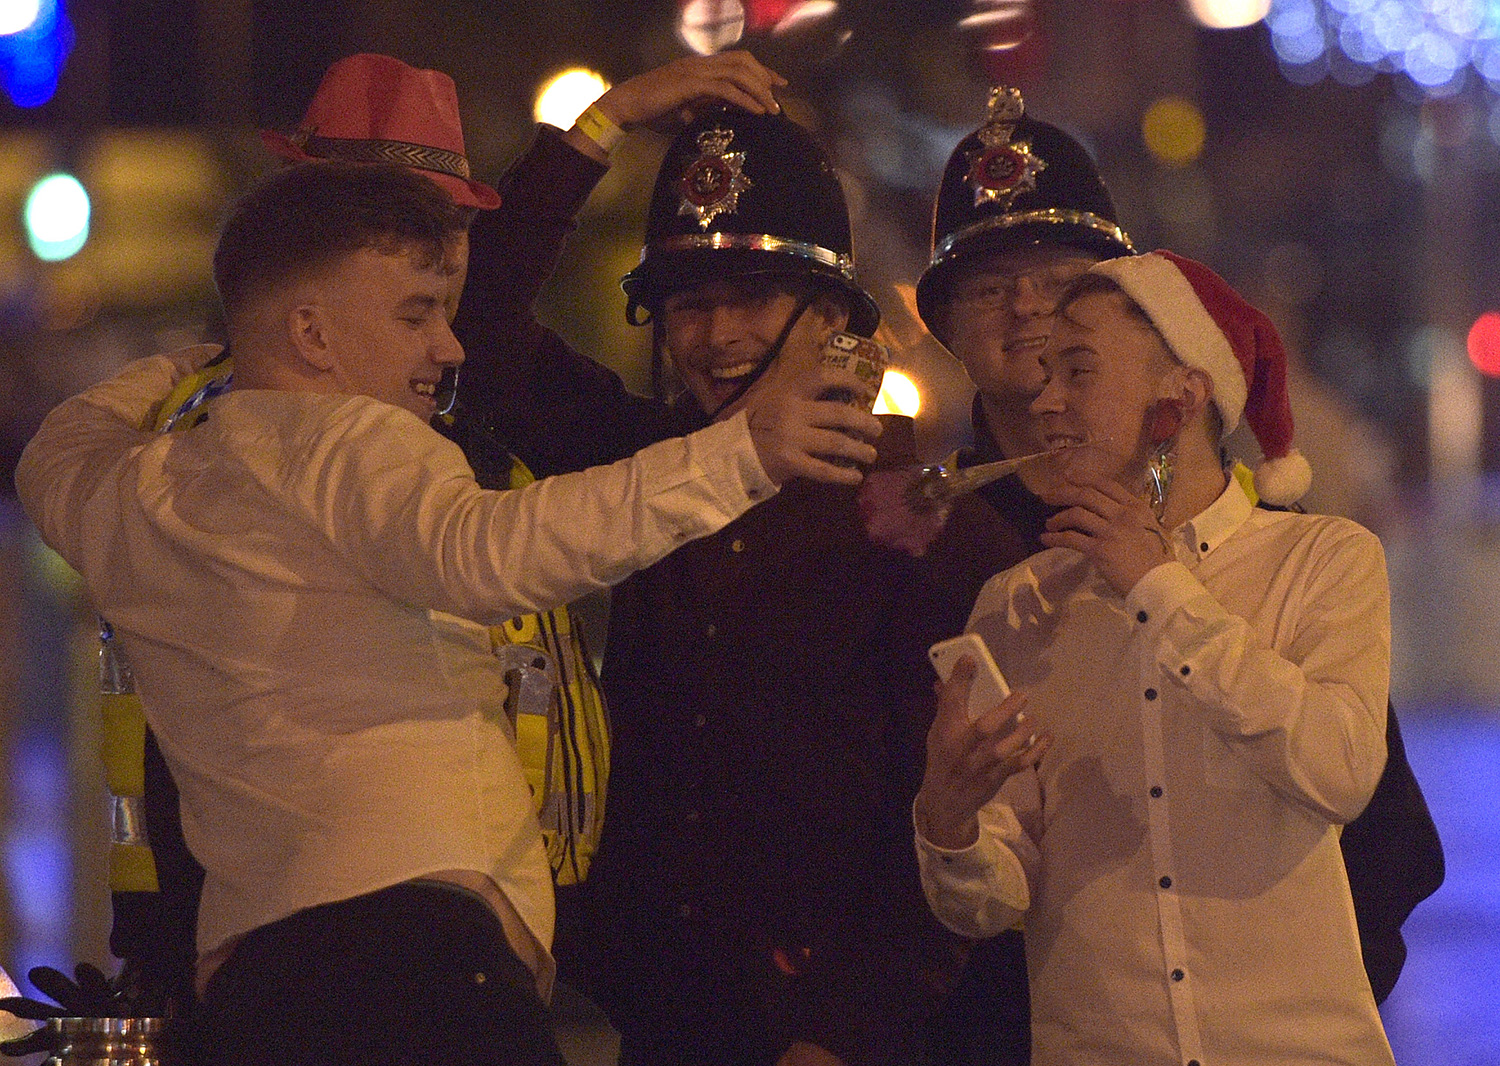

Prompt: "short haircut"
[1056,272,1173,362]
[213,161,469,318]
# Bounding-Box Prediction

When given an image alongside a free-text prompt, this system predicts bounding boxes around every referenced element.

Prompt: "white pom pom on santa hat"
[1091,250,1312,506]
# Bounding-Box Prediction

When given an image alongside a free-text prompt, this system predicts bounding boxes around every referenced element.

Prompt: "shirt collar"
[1179,473,1253,562]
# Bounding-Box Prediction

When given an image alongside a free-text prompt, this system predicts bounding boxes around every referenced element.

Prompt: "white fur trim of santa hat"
[1090,250,1312,506]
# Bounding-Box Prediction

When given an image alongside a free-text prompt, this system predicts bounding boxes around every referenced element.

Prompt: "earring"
[1146,399,1185,521]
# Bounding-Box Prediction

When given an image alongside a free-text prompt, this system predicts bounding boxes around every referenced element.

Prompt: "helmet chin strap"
[706,287,818,421]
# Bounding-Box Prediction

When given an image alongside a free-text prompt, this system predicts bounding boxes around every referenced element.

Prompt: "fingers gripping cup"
[818,331,889,467]
[819,331,889,408]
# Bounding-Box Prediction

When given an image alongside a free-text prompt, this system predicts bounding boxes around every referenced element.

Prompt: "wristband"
[573,103,625,155]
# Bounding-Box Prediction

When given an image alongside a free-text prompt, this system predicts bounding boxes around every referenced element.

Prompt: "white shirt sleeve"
[1125,524,1390,824]
[293,396,778,623]
[16,346,224,563]
[914,767,1039,939]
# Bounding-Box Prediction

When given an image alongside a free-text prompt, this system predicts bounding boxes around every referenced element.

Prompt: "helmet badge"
[678,126,752,230]
[964,86,1046,211]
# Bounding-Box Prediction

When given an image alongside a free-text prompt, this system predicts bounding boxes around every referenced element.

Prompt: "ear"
[809,289,852,335]
[286,301,336,372]
[1178,365,1215,427]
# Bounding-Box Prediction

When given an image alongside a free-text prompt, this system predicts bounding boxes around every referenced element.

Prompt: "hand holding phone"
[929,633,1011,720]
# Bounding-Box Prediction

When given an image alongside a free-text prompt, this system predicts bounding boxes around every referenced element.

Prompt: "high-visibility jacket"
[100,358,610,933]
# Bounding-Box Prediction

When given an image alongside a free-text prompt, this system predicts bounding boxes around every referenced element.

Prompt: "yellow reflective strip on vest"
[100,692,148,798]
[495,455,611,885]
[109,843,160,894]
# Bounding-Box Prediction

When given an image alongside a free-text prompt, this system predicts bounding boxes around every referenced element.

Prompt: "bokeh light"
[679,0,746,54]
[1268,0,1500,99]
[1141,95,1206,167]
[533,68,609,130]
[1185,0,1271,31]
[0,0,41,35]
[1467,311,1500,377]
[24,171,89,261]
[873,369,921,417]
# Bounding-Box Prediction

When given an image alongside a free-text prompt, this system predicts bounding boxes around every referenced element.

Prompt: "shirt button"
[748,488,763,500]
[677,903,692,919]
[1171,968,1185,981]
[1189,1060,1201,1066]
[1136,610,1149,623]
[473,971,487,985]
[1180,665,1191,676]
[1145,688,1158,700]
[693,714,707,728]
[1159,875,1173,889]
[731,538,745,553]
[705,623,717,639]
[1200,542,1209,552]
[1150,786,1163,798]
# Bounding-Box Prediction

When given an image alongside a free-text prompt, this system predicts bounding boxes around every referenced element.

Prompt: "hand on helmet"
[595,51,785,135]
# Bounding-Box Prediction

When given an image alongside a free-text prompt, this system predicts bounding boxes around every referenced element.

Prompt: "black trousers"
[178,881,567,1066]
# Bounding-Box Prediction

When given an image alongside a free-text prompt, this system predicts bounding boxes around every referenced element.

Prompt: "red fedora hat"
[261,53,500,210]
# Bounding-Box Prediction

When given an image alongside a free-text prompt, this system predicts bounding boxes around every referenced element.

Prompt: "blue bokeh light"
[1269,0,1500,97]
[0,0,73,108]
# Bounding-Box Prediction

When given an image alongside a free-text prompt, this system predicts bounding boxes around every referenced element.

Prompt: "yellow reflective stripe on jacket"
[496,455,611,886]
[106,364,612,892]
[102,359,232,894]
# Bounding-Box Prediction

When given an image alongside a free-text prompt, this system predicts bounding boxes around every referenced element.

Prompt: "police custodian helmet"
[916,86,1135,333]
[622,105,881,338]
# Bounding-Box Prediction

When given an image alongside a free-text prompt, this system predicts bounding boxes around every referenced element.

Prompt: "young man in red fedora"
[914,251,1397,1066]
[80,44,805,1042]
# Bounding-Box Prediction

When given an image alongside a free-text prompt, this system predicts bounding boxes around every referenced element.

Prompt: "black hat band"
[294,133,473,182]
[932,207,1134,266]
[647,233,857,281]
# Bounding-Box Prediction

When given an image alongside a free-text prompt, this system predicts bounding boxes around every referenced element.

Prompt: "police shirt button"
[1200,542,1209,553]
[1180,664,1191,676]
[1171,968,1185,981]
[473,971,487,985]
[1145,688,1158,700]
[1150,786,1163,798]
[731,538,745,553]
[1159,875,1173,889]
[1137,610,1148,623]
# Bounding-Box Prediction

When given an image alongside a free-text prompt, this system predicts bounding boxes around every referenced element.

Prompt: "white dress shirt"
[16,344,778,992]
[917,477,1395,1066]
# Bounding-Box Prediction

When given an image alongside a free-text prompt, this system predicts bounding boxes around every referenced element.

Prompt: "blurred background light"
[24,172,89,262]
[679,0,746,54]
[1141,95,1207,167]
[533,68,609,130]
[0,0,40,36]
[1185,0,1272,31]
[873,369,921,417]
[1467,311,1500,377]
[1268,0,1500,99]
[0,0,71,107]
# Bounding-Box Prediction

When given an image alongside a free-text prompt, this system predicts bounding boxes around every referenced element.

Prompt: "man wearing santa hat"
[913,251,1396,1065]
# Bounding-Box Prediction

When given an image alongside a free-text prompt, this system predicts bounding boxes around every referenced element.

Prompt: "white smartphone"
[929,633,1011,720]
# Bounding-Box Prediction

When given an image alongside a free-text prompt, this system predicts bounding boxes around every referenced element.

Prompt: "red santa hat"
[1090,249,1313,506]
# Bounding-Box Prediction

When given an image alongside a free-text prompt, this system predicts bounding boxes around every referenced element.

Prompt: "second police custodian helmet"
[621,106,881,337]
[916,86,1135,333]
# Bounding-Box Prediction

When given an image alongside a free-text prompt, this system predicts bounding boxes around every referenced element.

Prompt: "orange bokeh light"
[1467,311,1500,377]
